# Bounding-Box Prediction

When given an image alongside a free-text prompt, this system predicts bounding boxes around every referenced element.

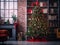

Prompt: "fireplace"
[0,24,16,41]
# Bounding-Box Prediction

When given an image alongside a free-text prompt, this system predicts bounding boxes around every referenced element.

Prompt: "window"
[0,0,18,24]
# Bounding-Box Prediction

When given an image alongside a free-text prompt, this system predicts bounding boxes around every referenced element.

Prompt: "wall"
[17,0,27,40]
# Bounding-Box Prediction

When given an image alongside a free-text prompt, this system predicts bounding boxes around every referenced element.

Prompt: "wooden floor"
[0,41,60,45]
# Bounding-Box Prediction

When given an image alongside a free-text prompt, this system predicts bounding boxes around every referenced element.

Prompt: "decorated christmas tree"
[27,5,48,40]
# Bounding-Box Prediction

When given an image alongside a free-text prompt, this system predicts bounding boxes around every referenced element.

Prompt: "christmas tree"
[27,5,48,40]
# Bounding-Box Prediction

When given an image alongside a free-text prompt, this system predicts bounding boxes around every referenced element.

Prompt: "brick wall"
[17,0,27,40]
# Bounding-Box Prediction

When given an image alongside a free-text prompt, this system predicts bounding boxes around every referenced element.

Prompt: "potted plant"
[12,15,17,23]
[12,14,17,28]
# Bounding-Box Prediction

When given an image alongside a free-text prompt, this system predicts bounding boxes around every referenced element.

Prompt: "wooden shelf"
[49,6,58,8]
[49,27,58,28]
[49,13,58,15]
